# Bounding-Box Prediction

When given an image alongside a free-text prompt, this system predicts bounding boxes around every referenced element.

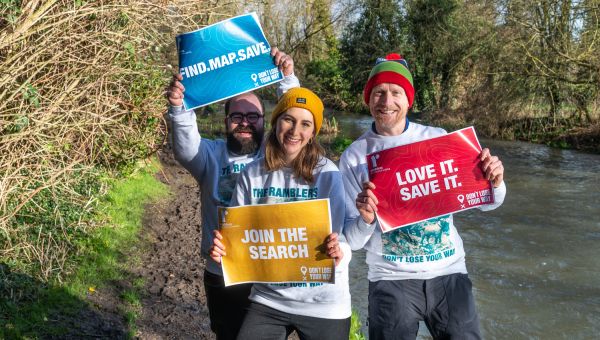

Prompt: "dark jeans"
[203,270,252,340]
[237,301,351,340]
[368,273,481,340]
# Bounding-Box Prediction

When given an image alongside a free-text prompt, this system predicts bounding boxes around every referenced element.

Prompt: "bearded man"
[165,48,297,340]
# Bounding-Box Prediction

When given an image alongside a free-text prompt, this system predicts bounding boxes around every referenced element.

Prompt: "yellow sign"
[218,199,334,286]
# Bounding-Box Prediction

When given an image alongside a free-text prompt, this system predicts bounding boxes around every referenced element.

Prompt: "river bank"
[0,150,215,339]
[5,111,595,338]
[419,109,600,154]
[200,98,600,155]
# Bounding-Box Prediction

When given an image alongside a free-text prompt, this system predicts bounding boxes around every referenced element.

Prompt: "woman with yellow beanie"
[210,87,352,339]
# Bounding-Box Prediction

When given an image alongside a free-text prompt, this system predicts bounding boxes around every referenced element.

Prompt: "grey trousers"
[368,273,481,340]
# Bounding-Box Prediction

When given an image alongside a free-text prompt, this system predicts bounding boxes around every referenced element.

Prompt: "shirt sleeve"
[320,166,352,268]
[336,235,353,269]
[328,170,346,236]
[479,181,507,211]
[339,155,377,250]
[276,73,300,98]
[169,105,211,181]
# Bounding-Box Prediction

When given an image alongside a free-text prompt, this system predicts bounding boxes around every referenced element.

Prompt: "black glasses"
[228,112,262,124]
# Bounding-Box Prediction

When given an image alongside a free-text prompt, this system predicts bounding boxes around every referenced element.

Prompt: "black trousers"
[237,301,351,340]
[203,270,252,340]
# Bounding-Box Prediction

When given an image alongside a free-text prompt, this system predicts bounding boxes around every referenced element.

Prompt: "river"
[332,114,600,339]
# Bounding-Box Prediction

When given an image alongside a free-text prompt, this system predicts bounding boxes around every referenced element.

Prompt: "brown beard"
[226,125,263,155]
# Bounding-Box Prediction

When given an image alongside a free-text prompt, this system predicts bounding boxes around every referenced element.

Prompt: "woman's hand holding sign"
[209,230,226,264]
[326,233,344,266]
[356,181,379,224]
[479,148,504,188]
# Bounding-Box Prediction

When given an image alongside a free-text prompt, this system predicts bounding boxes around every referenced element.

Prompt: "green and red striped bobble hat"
[363,53,415,107]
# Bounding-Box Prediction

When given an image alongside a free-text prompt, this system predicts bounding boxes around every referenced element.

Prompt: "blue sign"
[176,13,283,110]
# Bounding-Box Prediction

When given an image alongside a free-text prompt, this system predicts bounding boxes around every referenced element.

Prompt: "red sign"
[367,126,493,232]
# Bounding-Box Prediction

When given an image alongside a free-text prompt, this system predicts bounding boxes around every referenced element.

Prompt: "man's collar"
[228,148,261,157]
[371,118,410,135]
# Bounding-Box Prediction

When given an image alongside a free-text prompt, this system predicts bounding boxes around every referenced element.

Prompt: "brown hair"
[264,125,325,183]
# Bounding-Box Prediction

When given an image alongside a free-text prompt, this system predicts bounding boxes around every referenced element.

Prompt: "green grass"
[70,158,168,292]
[350,309,367,340]
[331,136,354,155]
[0,157,169,339]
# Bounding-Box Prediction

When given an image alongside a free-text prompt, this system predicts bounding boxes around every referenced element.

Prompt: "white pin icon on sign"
[251,73,258,82]
[457,194,464,204]
[300,266,307,276]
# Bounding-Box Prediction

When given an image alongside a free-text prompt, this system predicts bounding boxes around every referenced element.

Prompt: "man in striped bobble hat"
[363,53,415,109]
[340,53,507,339]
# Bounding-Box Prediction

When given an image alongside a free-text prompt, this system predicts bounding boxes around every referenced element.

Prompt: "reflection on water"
[341,113,600,339]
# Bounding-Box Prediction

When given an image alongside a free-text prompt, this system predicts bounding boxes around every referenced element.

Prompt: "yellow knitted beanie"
[271,87,324,134]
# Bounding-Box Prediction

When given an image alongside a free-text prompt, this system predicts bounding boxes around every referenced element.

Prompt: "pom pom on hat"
[271,87,324,134]
[363,53,415,107]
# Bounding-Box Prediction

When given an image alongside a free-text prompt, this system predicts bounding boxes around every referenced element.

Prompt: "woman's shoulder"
[315,156,340,173]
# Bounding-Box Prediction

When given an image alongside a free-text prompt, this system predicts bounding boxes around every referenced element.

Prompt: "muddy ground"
[64,148,214,339]
[134,150,300,339]
[62,147,306,339]
[132,148,214,339]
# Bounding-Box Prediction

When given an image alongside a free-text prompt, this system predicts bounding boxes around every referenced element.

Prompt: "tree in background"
[304,36,355,109]
[339,0,408,101]
[574,0,600,122]
[498,0,599,121]
[245,0,357,108]
[240,0,597,147]
[250,0,339,68]
[405,0,498,111]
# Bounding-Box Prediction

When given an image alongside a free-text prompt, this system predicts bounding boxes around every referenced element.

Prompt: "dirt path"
[133,149,300,340]
[133,149,215,339]
[43,148,214,339]
[74,148,301,339]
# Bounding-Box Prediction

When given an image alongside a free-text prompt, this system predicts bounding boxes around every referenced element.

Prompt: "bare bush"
[0,0,236,283]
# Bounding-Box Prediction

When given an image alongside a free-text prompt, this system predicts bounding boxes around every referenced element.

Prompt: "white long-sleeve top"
[169,75,300,275]
[340,121,506,281]
[230,157,352,319]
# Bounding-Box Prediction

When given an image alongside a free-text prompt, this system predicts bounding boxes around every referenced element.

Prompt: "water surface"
[338,114,600,339]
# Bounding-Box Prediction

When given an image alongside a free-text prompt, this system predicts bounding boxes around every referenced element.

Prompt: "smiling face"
[224,92,264,154]
[275,107,315,164]
[369,83,410,136]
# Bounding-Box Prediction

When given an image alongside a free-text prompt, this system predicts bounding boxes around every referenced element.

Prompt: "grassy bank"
[0,158,169,338]
[422,107,600,154]
[350,310,367,340]
[0,1,238,337]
